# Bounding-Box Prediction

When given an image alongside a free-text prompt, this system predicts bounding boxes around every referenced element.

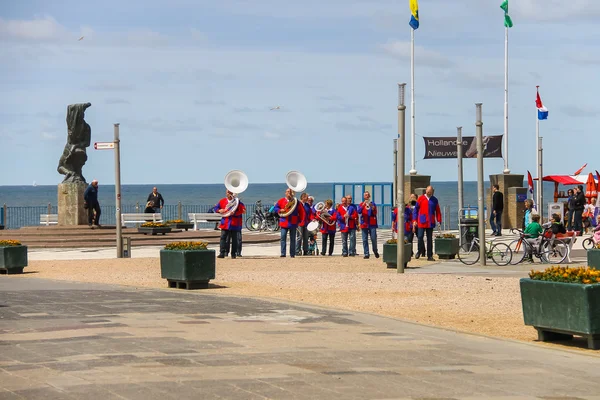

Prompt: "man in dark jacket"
[83,179,101,227]
[490,184,504,236]
[573,185,586,235]
[147,187,164,213]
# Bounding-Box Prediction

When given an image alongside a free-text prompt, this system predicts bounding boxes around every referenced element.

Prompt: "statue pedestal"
[58,183,88,225]
[404,174,431,198]
[488,173,525,230]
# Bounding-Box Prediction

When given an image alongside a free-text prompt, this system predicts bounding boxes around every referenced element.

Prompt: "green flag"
[500,0,513,28]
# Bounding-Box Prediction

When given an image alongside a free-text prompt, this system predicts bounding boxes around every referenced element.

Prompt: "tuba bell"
[280,170,307,217]
[222,170,248,217]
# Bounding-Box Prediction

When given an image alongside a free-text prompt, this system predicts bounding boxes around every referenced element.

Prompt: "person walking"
[490,184,504,236]
[573,185,586,236]
[413,186,442,261]
[83,179,101,228]
[146,187,164,213]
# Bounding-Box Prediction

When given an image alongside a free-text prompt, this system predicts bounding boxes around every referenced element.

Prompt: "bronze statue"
[57,103,92,183]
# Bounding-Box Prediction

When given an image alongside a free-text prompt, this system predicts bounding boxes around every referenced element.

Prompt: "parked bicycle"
[507,226,569,264]
[457,236,512,266]
[245,200,279,232]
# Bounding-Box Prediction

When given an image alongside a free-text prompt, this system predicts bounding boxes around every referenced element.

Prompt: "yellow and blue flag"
[409,0,419,30]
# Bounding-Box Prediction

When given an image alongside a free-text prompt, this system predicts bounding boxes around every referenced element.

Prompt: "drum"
[307,220,320,232]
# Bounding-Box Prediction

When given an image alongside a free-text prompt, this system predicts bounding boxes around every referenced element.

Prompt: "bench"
[556,231,579,263]
[188,213,222,231]
[121,213,162,226]
[40,214,58,226]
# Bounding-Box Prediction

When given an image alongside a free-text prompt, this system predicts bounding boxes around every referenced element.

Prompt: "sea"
[0,181,563,230]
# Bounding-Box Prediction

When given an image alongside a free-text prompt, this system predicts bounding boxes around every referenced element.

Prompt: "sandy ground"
[14,255,537,344]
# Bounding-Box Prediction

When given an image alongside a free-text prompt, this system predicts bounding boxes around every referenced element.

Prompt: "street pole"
[457,126,464,245]
[503,27,510,174]
[397,83,407,273]
[114,123,123,258]
[475,104,486,266]
[536,116,542,219]
[409,29,416,175]
[393,139,398,211]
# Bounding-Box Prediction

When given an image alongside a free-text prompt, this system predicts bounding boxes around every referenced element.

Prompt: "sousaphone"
[222,170,249,217]
[280,170,307,217]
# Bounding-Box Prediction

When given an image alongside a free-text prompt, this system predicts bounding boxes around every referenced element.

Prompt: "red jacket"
[318,208,337,234]
[413,195,441,229]
[213,198,245,231]
[274,197,305,228]
[357,201,378,229]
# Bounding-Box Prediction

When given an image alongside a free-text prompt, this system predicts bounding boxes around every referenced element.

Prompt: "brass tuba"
[222,170,248,217]
[280,171,307,217]
[315,201,335,226]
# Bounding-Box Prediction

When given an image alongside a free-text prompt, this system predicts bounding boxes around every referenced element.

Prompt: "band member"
[345,194,359,256]
[337,197,351,257]
[296,193,313,256]
[413,186,442,261]
[358,191,379,259]
[213,189,246,259]
[274,188,305,258]
[392,199,413,253]
[318,199,337,256]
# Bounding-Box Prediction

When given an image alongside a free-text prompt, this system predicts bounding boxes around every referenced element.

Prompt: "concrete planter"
[520,278,600,349]
[138,227,172,235]
[434,237,459,259]
[588,249,600,269]
[382,242,412,269]
[160,249,216,290]
[167,223,194,231]
[0,245,28,275]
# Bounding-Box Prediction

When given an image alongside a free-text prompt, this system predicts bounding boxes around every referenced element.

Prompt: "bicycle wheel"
[507,239,527,265]
[582,237,594,250]
[266,217,279,232]
[245,216,261,231]
[458,242,480,265]
[490,242,512,266]
[541,239,568,264]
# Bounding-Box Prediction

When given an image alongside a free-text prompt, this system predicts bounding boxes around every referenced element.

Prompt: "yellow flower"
[0,239,22,247]
[164,241,208,251]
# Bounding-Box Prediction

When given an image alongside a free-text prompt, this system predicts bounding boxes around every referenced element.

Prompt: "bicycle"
[458,236,512,266]
[245,201,279,232]
[582,233,599,250]
[507,227,569,264]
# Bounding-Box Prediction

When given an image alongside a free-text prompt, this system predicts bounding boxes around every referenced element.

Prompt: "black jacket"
[84,184,99,204]
[147,192,164,208]
[492,191,504,212]
[573,192,586,211]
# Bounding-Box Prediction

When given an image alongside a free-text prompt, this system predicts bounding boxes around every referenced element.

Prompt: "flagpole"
[409,28,417,175]
[536,114,542,219]
[503,26,510,174]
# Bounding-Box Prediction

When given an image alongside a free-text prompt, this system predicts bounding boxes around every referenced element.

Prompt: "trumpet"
[364,199,371,210]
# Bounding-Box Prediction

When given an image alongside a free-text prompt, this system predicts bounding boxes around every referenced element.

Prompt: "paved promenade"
[1,277,599,400]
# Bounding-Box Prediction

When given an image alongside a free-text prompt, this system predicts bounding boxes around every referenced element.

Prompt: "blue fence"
[332,182,394,227]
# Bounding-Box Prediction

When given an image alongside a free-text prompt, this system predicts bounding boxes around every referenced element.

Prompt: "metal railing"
[0,202,398,230]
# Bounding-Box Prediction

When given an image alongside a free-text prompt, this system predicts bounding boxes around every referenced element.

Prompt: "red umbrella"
[585,172,597,202]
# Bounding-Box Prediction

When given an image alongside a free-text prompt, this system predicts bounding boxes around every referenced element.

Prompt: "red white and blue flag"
[536,86,548,120]
[527,171,534,195]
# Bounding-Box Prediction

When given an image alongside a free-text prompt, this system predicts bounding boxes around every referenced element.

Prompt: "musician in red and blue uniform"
[345,194,359,256]
[412,186,442,261]
[295,193,314,256]
[392,201,414,255]
[318,199,337,256]
[213,189,245,259]
[337,197,352,257]
[274,188,305,258]
[357,191,379,259]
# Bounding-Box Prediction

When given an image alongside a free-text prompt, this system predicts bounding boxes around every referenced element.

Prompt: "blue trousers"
[280,227,297,257]
[361,227,378,257]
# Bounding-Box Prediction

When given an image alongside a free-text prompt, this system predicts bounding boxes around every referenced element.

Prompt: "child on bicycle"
[523,213,543,262]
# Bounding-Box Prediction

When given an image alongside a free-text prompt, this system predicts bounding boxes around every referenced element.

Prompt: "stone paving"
[1,277,599,399]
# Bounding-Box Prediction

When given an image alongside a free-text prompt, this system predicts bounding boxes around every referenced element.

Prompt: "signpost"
[94,125,124,258]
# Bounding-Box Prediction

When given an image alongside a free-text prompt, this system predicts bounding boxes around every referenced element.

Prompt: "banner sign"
[422,135,503,159]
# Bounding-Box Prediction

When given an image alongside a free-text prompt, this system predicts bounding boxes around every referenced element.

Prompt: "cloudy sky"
[0,0,598,186]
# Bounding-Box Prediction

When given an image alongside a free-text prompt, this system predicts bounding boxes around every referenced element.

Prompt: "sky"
[1,0,599,186]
